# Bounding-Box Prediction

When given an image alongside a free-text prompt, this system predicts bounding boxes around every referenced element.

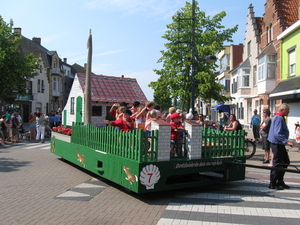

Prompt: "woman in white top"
[36,112,46,143]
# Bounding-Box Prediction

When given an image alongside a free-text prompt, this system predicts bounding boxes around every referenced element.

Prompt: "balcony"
[52,67,61,75]
[52,90,61,97]
[257,79,276,95]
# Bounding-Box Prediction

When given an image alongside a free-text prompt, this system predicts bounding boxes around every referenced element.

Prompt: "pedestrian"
[267,103,293,190]
[5,109,13,142]
[0,115,8,146]
[260,109,271,164]
[54,111,61,127]
[36,112,46,143]
[11,112,20,143]
[251,109,260,142]
[29,112,37,141]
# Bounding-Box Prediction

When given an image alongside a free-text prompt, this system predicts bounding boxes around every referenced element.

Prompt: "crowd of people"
[0,109,62,146]
[104,101,210,157]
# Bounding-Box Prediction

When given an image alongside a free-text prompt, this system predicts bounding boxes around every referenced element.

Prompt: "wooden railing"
[71,122,158,162]
[201,127,245,159]
[69,123,245,162]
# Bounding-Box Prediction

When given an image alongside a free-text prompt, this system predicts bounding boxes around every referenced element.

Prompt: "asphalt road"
[1,127,300,225]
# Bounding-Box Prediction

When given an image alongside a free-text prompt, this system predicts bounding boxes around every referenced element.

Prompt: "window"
[70,97,75,114]
[41,80,44,93]
[267,55,276,79]
[219,55,230,73]
[258,55,276,80]
[53,59,57,68]
[267,24,273,43]
[247,41,251,56]
[53,77,60,91]
[289,49,296,76]
[238,68,250,87]
[253,65,257,86]
[37,79,41,93]
[92,106,102,116]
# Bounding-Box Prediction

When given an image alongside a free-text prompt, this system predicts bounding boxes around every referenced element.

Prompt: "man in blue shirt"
[268,103,293,190]
[251,109,260,142]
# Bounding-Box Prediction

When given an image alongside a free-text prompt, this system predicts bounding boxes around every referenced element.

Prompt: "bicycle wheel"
[244,140,256,159]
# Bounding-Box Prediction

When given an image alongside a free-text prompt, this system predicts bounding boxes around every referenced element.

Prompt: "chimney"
[14,27,22,36]
[63,58,67,63]
[121,75,124,78]
[32,37,41,45]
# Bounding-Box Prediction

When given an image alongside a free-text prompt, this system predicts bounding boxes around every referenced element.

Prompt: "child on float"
[144,110,158,152]
[170,112,184,157]
[166,107,176,123]
[104,108,134,131]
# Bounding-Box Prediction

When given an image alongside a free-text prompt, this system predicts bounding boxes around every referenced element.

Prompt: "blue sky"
[1,0,265,101]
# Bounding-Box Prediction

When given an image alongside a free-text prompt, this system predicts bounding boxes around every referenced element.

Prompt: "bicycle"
[244,132,256,159]
[218,126,256,159]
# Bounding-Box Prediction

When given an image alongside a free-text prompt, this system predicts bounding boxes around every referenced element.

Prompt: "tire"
[244,140,256,159]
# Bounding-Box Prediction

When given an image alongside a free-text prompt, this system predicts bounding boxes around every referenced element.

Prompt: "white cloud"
[67,49,126,63]
[42,32,66,44]
[85,0,182,18]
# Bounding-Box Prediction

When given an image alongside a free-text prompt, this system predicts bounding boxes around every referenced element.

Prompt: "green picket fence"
[71,122,158,162]
[69,123,245,162]
[201,127,245,159]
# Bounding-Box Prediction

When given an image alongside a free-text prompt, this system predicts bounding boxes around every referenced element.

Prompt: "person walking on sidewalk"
[260,109,271,164]
[268,103,293,190]
[251,109,260,142]
[36,112,46,143]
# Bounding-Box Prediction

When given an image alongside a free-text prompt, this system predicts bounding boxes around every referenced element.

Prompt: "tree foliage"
[0,16,39,102]
[149,1,238,110]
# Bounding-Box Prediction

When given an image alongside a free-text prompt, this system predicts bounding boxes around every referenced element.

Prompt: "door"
[76,96,83,123]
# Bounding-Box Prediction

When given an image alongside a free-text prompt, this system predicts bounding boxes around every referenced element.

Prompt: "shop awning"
[211,104,230,113]
[269,76,300,100]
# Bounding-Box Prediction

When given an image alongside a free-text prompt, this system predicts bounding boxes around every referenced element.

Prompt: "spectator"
[36,112,46,143]
[55,111,61,127]
[0,115,8,146]
[224,114,238,131]
[251,109,260,142]
[5,110,13,142]
[29,112,37,141]
[260,109,272,164]
[11,112,20,143]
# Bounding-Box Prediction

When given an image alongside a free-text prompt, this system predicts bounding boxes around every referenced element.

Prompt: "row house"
[216,0,300,131]
[271,20,300,135]
[6,28,73,121]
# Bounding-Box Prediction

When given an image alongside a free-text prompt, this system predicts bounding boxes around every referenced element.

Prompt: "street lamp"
[191,55,217,114]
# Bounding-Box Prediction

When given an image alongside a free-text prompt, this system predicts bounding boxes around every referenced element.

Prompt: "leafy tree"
[0,16,39,102]
[149,1,237,110]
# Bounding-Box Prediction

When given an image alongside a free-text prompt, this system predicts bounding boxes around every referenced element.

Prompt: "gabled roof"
[257,42,277,58]
[77,73,148,104]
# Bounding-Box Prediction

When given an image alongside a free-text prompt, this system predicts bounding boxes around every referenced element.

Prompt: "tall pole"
[191,0,196,114]
[84,29,92,124]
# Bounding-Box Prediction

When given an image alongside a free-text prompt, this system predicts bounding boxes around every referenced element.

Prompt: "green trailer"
[50,120,246,194]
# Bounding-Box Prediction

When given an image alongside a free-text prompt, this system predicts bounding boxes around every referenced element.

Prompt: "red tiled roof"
[275,0,300,27]
[77,73,148,104]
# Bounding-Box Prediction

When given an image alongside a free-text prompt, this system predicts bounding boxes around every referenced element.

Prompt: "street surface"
[1,127,300,225]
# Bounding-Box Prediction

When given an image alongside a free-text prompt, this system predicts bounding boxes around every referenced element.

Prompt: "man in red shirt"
[105,109,134,131]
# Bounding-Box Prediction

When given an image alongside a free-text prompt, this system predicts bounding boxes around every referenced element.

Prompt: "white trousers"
[36,126,45,140]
